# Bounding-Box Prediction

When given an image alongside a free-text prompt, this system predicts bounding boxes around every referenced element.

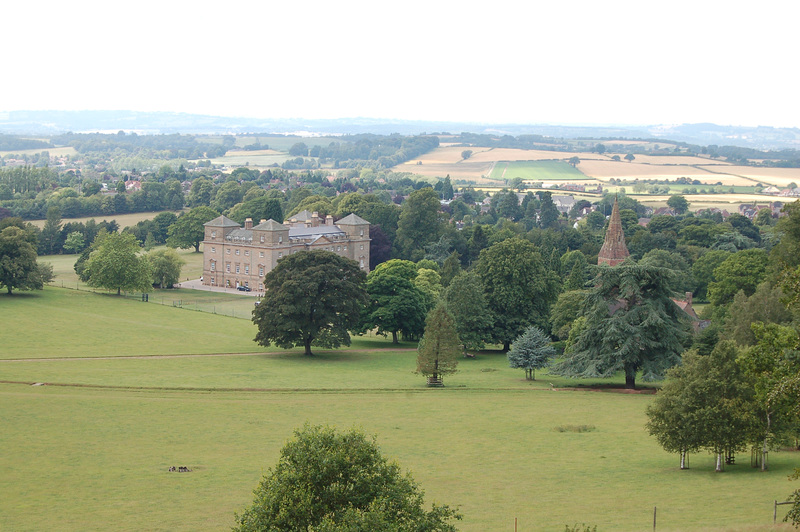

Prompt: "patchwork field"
[489,160,588,181]
[1,287,798,531]
[208,149,291,169]
[394,145,800,198]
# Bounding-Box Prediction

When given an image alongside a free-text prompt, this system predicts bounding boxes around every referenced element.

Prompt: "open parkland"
[1,280,798,531]
[3,137,800,530]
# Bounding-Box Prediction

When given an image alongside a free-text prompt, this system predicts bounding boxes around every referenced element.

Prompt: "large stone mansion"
[201,210,370,291]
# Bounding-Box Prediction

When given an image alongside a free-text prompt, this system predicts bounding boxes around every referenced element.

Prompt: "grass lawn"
[489,160,589,181]
[27,210,181,229]
[1,287,798,531]
[0,287,260,359]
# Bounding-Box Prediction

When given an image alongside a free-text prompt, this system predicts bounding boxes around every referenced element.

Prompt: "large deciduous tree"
[83,232,152,295]
[443,271,493,354]
[507,326,555,381]
[648,341,753,472]
[146,248,185,289]
[475,238,559,350]
[0,226,53,294]
[554,264,691,389]
[739,323,800,471]
[416,302,461,384]
[396,188,444,260]
[360,259,428,343]
[666,194,690,214]
[707,248,768,307]
[166,206,219,252]
[234,424,461,532]
[252,250,367,356]
[227,196,284,225]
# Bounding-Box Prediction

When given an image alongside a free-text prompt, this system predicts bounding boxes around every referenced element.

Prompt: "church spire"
[597,197,630,266]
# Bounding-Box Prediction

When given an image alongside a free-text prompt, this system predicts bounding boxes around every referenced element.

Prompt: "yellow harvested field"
[405,146,494,165]
[224,149,282,156]
[468,148,586,163]
[700,166,800,187]
[635,193,781,205]
[28,210,184,229]
[617,154,729,166]
[395,160,496,181]
[0,146,77,157]
[577,160,716,180]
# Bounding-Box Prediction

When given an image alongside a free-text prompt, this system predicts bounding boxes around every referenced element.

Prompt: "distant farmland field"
[490,160,588,181]
[28,210,180,230]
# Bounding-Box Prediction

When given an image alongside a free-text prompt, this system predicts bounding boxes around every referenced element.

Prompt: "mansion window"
[211,231,216,238]
[226,263,230,272]
[360,244,364,250]
[235,249,240,256]
[245,250,249,256]
[211,247,216,253]
[259,252,265,258]
[278,252,283,258]
[259,266,264,276]
[226,249,230,254]
[245,265,249,274]
[260,235,265,243]
[236,264,240,273]
[210,261,216,271]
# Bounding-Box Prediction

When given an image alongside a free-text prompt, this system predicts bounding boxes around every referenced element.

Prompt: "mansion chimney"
[244,217,253,230]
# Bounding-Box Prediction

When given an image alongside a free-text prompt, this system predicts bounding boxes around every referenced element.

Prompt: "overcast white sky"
[3,0,798,128]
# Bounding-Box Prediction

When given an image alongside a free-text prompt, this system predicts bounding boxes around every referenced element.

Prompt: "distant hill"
[1,110,799,151]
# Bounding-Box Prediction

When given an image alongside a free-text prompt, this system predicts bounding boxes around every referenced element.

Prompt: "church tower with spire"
[597,197,630,266]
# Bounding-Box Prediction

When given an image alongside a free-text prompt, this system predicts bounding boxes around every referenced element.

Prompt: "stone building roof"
[336,213,370,225]
[597,198,630,266]
[204,215,240,228]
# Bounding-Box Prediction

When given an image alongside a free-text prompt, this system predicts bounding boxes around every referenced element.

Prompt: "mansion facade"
[201,210,370,291]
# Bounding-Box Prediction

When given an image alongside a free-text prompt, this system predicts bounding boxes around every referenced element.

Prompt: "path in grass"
[0,347,417,362]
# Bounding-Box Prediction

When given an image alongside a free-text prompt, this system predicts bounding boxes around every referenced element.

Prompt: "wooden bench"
[426,377,444,387]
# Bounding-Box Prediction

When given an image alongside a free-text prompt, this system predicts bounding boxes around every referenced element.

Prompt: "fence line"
[49,280,253,320]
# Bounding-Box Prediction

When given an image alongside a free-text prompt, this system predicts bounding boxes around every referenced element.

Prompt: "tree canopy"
[146,248,185,289]
[646,341,754,472]
[166,206,219,252]
[416,302,461,384]
[253,250,367,356]
[475,238,559,350]
[0,225,52,294]
[234,424,461,532]
[507,326,555,381]
[443,271,493,353]
[360,259,428,343]
[83,232,152,295]
[396,188,444,261]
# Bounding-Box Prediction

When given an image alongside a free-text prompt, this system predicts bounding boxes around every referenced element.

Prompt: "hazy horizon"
[5,1,798,129]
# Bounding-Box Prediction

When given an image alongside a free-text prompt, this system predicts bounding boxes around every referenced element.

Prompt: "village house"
[551,194,577,214]
[201,210,370,291]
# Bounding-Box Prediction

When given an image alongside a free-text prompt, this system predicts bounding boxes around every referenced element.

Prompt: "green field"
[1,287,797,531]
[41,247,262,320]
[27,210,181,230]
[489,160,589,181]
